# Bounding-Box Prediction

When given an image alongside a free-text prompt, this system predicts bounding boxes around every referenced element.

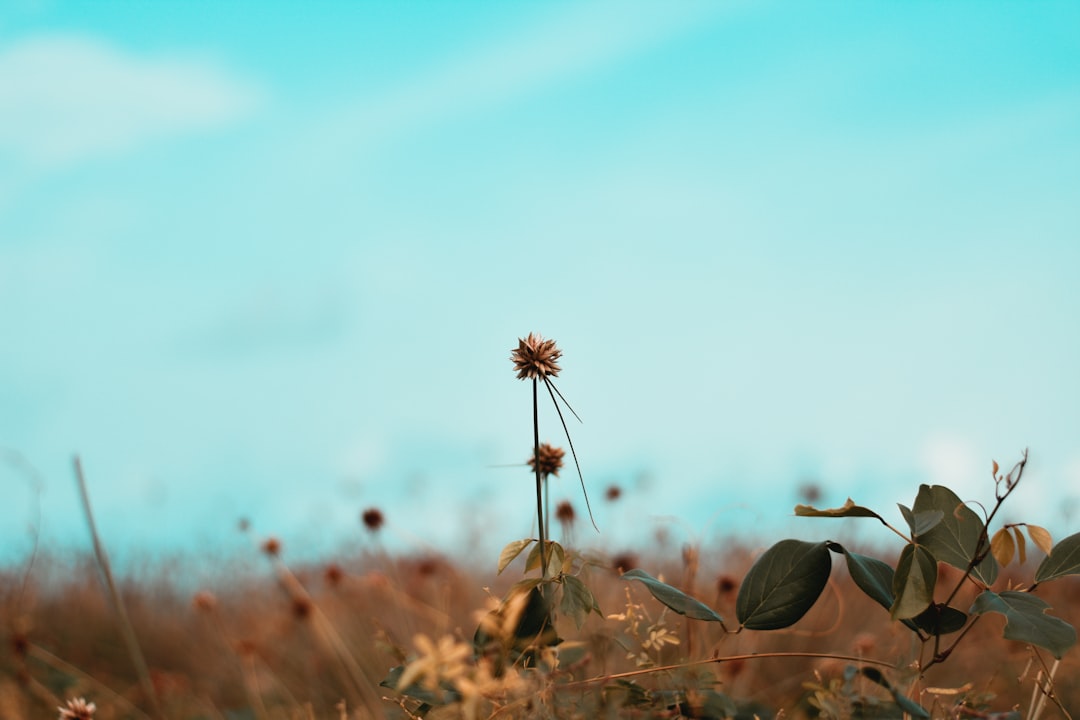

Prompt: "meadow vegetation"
[3,334,1079,719]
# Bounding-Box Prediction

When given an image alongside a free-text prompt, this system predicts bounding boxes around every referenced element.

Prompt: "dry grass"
[2,538,1078,720]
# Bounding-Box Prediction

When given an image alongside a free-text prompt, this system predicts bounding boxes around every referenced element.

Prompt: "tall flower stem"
[533,378,548,579]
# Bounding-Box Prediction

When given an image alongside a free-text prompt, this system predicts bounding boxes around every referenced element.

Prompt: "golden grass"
[3,540,1078,719]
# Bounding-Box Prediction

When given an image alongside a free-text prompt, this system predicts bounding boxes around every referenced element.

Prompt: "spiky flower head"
[528,442,565,477]
[511,332,562,380]
[58,698,96,720]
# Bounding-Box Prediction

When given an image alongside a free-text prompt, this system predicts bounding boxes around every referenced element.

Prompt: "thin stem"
[543,378,597,531]
[558,651,897,690]
[533,378,547,578]
[74,456,165,720]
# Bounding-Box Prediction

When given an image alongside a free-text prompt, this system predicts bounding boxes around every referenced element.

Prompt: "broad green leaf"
[1028,525,1053,556]
[829,543,894,611]
[898,504,943,536]
[991,527,1014,567]
[829,543,923,634]
[1035,531,1080,583]
[621,569,725,623]
[911,603,967,636]
[970,590,1077,658]
[913,485,998,585]
[560,575,600,629]
[890,543,936,620]
[736,540,831,630]
[498,538,534,575]
[794,498,883,520]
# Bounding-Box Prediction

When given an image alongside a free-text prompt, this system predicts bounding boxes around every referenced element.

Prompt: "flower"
[511,333,562,380]
[397,633,472,692]
[58,698,96,720]
[527,443,565,477]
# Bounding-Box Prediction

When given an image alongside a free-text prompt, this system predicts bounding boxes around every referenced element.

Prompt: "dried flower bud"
[192,591,217,612]
[261,537,281,557]
[555,500,575,525]
[511,333,562,380]
[528,443,565,477]
[361,508,385,532]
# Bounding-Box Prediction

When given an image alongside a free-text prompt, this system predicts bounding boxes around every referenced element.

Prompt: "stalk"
[533,378,548,578]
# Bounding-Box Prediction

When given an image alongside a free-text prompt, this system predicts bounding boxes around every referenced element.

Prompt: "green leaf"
[830,543,895,612]
[970,590,1077,658]
[913,485,997,585]
[890,543,936,620]
[898,504,943,536]
[795,498,883,520]
[736,540,831,630]
[829,543,924,634]
[497,538,534,575]
[911,603,967,636]
[1035,531,1080,583]
[560,575,600,629]
[621,568,725,623]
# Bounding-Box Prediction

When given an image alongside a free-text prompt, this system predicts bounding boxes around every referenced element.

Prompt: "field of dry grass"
[2,532,1078,720]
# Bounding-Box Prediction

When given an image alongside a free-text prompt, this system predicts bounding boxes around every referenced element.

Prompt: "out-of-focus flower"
[528,443,565,477]
[58,698,96,720]
[397,634,472,692]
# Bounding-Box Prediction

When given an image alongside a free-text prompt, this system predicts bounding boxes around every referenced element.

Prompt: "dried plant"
[511,333,594,578]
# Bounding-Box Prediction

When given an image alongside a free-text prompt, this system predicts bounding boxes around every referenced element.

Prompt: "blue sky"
[2,1,1079,566]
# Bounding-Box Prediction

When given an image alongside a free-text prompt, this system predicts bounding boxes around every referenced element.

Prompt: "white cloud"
[920,434,981,492]
[314,1,736,155]
[0,34,262,169]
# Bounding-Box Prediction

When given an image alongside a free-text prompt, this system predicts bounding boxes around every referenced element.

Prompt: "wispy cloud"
[315,1,735,155]
[0,34,262,170]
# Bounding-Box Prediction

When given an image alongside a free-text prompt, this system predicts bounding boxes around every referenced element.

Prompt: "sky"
[2,1,1079,568]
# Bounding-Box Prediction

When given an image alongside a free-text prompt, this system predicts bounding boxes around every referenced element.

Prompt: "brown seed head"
[716,574,739,596]
[192,591,217,613]
[605,484,622,502]
[361,507,385,532]
[555,500,575,524]
[261,537,281,557]
[324,563,344,586]
[612,552,639,574]
[57,698,96,720]
[528,443,565,477]
[511,332,562,380]
[291,596,313,621]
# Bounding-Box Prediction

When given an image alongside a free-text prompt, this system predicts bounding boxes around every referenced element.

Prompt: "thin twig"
[559,651,898,690]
